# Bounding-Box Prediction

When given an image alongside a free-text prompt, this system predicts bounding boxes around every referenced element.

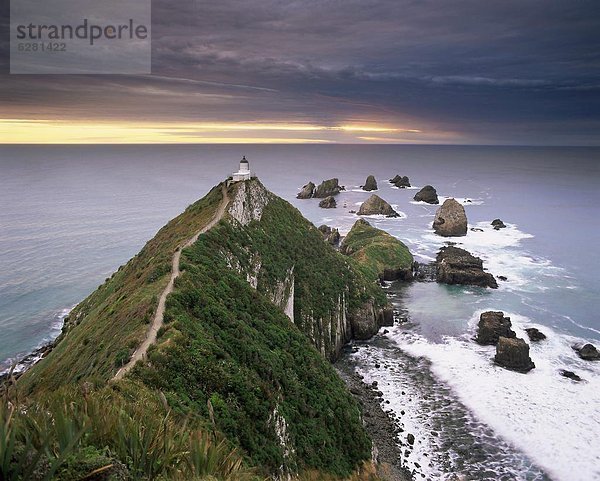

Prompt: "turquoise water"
[1,144,599,479]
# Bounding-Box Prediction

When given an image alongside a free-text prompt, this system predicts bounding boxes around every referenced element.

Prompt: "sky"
[0,0,599,145]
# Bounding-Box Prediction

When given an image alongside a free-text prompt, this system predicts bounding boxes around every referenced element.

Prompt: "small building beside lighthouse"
[231,156,254,182]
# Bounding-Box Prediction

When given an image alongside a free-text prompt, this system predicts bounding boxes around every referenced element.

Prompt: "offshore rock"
[433,199,468,237]
[525,327,547,342]
[318,225,340,246]
[390,175,411,188]
[358,194,400,217]
[314,178,343,198]
[362,175,378,191]
[560,370,583,382]
[494,337,535,373]
[319,196,337,209]
[413,185,439,204]
[477,311,516,345]
[436,246,498,288]
[297,181,315,199]
[576,343,600,361]
[492,219,507,230]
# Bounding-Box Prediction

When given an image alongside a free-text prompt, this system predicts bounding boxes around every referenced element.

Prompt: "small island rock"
[358,194,400,217]
[362,175,378,191]
[297,182,315,199]
[525,327,547,342]
[319,196,337,209]
[492,219,507,230]
[413,185,439,204]
[314,178,343,198]
[433,199,468,237]
[576,343,600,361]
[560,370,583,382]
[495,337,535,372]
[318,225,340,246]
[436,246,498,288]
[390,175,411,188]
[477,311,516,345]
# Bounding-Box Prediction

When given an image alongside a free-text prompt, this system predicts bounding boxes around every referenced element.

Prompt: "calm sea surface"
[1,145,599,479]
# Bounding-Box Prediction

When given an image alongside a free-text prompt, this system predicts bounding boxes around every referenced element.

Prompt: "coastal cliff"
[12,178,398,480]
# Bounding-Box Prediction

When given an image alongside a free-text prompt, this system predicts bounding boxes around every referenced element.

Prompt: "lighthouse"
[231,156,253,182]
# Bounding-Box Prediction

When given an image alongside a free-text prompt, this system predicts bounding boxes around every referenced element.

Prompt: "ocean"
[1,144,599,480]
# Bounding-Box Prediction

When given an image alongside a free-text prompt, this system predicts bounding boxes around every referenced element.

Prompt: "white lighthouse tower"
[231,156,253,182]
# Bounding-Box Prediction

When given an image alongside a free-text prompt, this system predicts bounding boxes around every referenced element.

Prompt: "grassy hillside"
[11,179,390,479]
[19,184,225,395]
[341,219,413,281]
[132,182,382,476]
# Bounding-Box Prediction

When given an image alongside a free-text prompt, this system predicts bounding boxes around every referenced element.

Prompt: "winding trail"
[114,185,229,380]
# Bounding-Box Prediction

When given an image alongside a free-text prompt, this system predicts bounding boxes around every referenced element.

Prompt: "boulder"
[560,370,583,382]
[358,194,400,217]
[362,175,378,191]
[297,182,315,199]
[525,327,547,342]
[413,185,439,204]
[318,225,340,246]
[476,311,516,345]
[314,178,343,198]
[436,246,498,288]
[494,337,535,373]
[390,175,411,188]
[576,343,600,361]
[492,219,507,230]
[433,199,468,237]
[319,196,337,209]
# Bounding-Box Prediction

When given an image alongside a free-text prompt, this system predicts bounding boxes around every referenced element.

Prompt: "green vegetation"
[19,185,225,395]
[0,380,259,481]
[341,219,413,281]
[12,180,391,479]
[133,184,375,476]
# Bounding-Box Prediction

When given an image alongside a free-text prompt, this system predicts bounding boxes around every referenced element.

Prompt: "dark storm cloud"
[2,0,600,143]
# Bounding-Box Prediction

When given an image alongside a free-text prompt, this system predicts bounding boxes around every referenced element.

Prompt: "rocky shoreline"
[336,353,413,481]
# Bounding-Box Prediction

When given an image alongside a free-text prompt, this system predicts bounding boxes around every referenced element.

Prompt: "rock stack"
[433,199,467,237]
[476,311,516,345]
[494,337,535,373]
[413,185,439,204]
[436,247,498,288]
[358,194,400,217]
[362,175,378,191]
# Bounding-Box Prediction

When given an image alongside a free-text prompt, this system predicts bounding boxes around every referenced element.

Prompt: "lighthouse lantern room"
[231,156,253,182]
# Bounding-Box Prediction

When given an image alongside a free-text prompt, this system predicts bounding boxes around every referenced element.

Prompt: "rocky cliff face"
[223,180,389,362]
[228,179,273,225]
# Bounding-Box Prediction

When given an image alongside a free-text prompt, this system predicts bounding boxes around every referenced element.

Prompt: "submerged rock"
[576,343,600,361]
[476,311,516,345]
[525,327,547,342]
[560,370,583,382]
[390,175,411,188]
[358,194,400,217]
[413,185,439,204]
[362,175,378,191]
[492,219,507,230]
[314,178,343,198]
[433,199,468,237]
[494,337,535,373]
[436,246,498,288]
[297,182,315,199]
[318,196,337,209]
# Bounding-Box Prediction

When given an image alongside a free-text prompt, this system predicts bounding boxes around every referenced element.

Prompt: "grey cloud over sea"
[1,0,599,143]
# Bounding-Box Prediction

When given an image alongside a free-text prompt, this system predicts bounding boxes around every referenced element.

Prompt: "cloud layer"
[1,0,599,143]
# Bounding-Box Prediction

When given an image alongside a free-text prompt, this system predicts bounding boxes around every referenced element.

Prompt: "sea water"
[1,145,599,479]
